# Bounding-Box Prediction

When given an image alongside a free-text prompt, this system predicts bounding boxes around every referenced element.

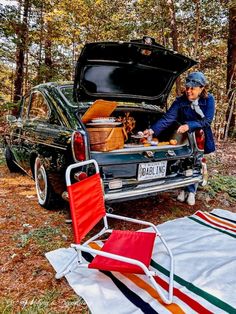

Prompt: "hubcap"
[35,158,47,204]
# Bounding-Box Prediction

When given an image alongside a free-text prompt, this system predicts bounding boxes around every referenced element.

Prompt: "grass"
[20,289,60,313]
[159,205,187,221]
[14,226,67,252]
[0,298,14,314]
[205,174,236,199]
[62,295,90,313]
[0,292,90,314]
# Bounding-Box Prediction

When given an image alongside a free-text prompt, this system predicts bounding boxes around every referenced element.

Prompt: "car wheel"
[5,146,21,172]
[34,157,55,209]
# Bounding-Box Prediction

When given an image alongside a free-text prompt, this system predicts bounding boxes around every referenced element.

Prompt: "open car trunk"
[79,102,197,202]
[72,39,201,202]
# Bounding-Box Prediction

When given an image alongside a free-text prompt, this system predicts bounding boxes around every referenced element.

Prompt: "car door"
[23,89,73,176]
[21,91,52,173]
[9,94,31,169]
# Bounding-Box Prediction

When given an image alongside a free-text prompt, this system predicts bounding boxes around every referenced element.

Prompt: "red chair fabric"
[68,173,106,244]
[89,230,156,274]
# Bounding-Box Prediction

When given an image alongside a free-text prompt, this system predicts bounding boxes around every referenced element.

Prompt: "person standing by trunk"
[143,71,215,206]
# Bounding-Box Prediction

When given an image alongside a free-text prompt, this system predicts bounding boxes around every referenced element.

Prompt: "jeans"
[185,184,198,193]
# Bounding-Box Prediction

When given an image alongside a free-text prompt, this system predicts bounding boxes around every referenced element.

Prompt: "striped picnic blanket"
[46,209,236,313]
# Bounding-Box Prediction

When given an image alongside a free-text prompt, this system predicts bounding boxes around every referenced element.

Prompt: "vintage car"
[3,39,205,209]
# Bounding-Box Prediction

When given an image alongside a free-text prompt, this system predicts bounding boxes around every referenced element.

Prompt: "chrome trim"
[166,149,176,157]
[104,176,202,201]
[92,143,187,154]
[71,131,77,162]
[83,130,90,160]
[17,134,67,150]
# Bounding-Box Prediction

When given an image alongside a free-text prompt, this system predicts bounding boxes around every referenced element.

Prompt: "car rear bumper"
[104,175,202,202]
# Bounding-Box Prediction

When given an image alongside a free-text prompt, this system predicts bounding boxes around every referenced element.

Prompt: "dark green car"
[3,40,205,209]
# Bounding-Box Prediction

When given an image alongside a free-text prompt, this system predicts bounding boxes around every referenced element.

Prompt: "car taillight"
[195,129,205,150]
[72,132,86,161]
[74,171,88,181]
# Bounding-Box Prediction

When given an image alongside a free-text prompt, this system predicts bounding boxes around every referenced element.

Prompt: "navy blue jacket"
[151,93,215,154]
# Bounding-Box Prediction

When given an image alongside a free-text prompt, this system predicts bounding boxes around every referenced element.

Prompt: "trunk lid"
[74,40,197,107]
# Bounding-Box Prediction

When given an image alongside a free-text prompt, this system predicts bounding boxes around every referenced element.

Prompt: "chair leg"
[148,274,173,304]
[55,251,78,279]
[155,235,174,304]
[139,261,173,304]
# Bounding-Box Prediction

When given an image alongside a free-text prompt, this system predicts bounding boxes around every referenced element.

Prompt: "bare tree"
[44,22,53,81]
[167,0,181,95]
[13,0,30,102]
[194,0,201,59]
[225,2,236,139]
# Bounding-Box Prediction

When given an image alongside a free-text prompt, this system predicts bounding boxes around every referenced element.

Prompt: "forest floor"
[0,140,236,313]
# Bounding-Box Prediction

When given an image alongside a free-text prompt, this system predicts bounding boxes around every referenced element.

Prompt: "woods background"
[0,0,235,139]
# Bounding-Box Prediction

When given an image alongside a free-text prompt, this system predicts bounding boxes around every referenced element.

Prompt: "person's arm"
[186,94,215,132]
[151,99,180,136]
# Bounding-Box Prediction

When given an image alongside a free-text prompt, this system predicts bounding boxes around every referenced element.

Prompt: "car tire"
[34,157,56,209]
[5,146,21,172]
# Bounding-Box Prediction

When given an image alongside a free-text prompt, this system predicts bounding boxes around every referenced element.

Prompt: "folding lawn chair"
[56,159,174,304]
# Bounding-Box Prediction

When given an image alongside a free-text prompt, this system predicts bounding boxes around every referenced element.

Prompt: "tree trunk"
[45,23,53,81]
[167,0,181,95]
[194,0,201,59]
[14,47,24,102]
[225,4,236,138]
[24,49,29,94]
[224,90,235,140]
[23,4,31,94]
[36,5,44,84]
[13,0,29,103]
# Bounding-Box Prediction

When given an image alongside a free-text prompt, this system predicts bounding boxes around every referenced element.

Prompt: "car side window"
[28,92,50,121]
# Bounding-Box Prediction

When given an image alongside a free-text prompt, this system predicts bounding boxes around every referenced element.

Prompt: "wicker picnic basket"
[88,127,127,152]
[82,99,117,124]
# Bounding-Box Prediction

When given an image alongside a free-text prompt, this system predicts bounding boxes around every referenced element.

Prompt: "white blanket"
[46,209,236,313]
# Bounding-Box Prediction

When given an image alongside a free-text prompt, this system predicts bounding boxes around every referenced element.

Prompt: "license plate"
[137,161,167,181]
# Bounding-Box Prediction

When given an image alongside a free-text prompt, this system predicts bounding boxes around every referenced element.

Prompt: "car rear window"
[59,85,163,114]
[60,86,92,109]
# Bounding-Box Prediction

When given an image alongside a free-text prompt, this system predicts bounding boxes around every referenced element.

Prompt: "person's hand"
[177,124,189,134]
[142,129,154,138]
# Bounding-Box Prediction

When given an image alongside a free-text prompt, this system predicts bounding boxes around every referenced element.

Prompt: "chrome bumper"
[104,175,202,202]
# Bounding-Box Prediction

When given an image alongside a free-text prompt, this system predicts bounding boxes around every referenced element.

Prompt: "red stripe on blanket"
[155,276,213,314]
[195,212,236,233]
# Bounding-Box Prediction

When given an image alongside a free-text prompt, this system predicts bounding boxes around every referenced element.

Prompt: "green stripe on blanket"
[151,260,236,313]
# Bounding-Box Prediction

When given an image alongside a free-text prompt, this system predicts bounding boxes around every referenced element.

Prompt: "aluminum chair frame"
[55,159,174,304]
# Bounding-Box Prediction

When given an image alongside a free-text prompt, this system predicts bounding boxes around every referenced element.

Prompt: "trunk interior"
[82,105,195,197]
[86,106,189,153]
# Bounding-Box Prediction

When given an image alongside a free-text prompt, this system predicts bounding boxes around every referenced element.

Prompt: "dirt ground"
[0,141,236,313]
